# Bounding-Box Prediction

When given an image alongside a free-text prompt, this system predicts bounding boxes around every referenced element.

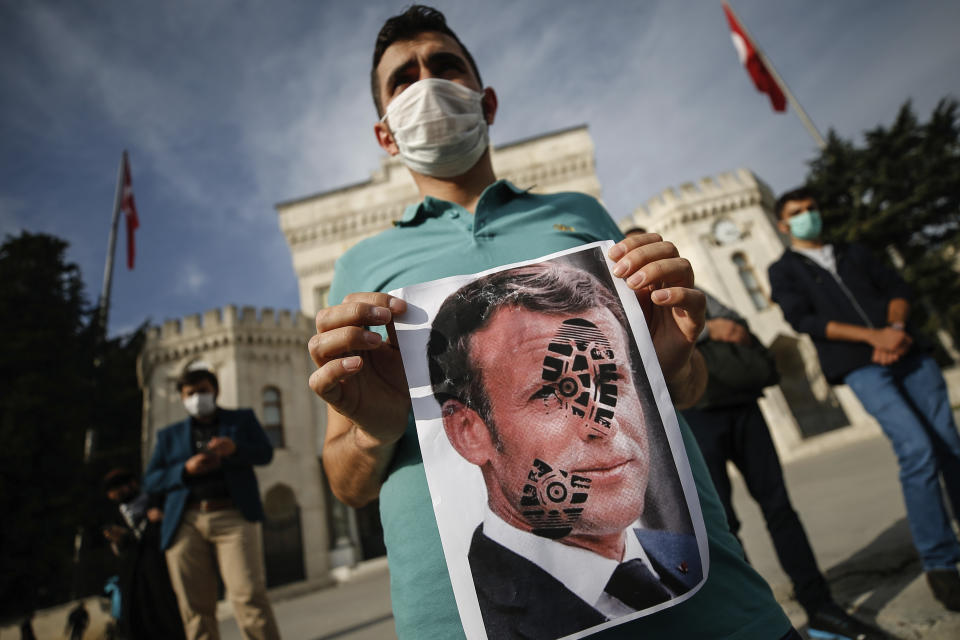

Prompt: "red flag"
[120,152,140,269]
[722,3,786,112]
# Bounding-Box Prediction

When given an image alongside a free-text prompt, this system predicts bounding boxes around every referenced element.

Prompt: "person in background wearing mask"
[308,5,805,639]
[144,368,280,640]
[769,187,960,612]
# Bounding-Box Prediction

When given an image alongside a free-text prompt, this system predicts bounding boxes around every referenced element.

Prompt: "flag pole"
[724,1,827,150]
[98,151,126,335]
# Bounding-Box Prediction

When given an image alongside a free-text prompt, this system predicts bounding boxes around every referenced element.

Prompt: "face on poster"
[391,242,708,640]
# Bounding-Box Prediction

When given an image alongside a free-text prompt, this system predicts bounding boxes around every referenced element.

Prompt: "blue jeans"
[845,351,960,570]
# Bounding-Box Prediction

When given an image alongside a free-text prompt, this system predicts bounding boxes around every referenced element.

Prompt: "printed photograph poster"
[391,241,708,640]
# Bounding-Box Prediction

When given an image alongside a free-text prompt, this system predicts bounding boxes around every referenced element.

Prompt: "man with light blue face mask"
[769,186,960,613]
[306,5,819,639]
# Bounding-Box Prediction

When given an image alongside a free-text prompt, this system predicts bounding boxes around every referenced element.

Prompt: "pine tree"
[805,98,960,343]
[0,231,146,616]
[0,232,94,615]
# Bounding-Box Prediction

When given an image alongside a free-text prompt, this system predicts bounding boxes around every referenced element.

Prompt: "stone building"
[142,124,951,585]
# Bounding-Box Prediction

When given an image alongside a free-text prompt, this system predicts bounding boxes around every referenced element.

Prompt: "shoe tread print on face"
[520,317,621,539]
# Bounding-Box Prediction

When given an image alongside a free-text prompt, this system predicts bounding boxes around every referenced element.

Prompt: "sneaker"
[806,603,888,640]
[926,568,960,611]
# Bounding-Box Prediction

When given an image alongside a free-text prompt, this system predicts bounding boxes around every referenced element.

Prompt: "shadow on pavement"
[797,518,917,638]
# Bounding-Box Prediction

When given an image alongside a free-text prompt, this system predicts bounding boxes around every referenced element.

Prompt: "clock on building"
[712,218,741,245]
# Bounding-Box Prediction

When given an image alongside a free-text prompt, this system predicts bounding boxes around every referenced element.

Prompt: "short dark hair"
[176,368,219,394]
[102,468,136,493]
[427,261,630,434]
[371,4,483,116]
[774,186,818,218]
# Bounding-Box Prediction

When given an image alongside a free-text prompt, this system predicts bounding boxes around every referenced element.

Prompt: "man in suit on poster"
[428,261,702,638]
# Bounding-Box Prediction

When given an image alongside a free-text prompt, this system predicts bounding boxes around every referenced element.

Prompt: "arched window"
[262,484,305,587]
[732,252,769,311]
[262,386,284,448]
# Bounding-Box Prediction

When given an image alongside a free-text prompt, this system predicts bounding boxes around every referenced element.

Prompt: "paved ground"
[219,561,396,640]
[735,431,960,639]
[220,432,960,640]
[12,430,954,639]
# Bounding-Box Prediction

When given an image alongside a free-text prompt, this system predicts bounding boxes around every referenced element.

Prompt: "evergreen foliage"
[0,231,145,618]
[805,98,960,342]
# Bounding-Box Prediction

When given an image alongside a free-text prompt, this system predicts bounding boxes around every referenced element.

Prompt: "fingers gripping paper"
[391,242,708,640]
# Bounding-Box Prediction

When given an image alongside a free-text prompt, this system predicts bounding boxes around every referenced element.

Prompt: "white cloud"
[176,262,209,297]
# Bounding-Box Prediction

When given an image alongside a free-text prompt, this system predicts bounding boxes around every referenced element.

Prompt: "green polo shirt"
[329,180,790,639]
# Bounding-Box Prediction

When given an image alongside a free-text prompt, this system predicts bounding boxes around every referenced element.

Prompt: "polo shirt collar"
[395,179,527,227]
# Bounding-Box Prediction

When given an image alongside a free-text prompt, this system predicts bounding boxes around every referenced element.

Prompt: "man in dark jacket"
[682,290,883,638]
[768,187,960,611]
[102,468,185,640]
[144,368,280,640]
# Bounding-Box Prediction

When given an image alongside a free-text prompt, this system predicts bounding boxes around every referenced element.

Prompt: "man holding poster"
[308,5,805,639]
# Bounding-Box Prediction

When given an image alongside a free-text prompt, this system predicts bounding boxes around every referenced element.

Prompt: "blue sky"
[2,1,958,336]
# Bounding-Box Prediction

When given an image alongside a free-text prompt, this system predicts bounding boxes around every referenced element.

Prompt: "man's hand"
[870,327,911,366]
[102,525,126,543]
[707,317,751,345]
[608,234,706,406]
[308,293,411,448]
[184,452,221,475]
[869,327,912,355]
[872,347,901,366]
[206,436,236,458]
[146,508,163,523]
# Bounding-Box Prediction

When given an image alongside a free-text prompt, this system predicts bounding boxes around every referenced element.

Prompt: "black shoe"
[806,603,888,640]
[926,568,960,611]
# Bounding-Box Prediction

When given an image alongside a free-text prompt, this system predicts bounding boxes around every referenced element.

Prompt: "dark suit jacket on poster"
[468,525,702,640]
[144,408,273,550]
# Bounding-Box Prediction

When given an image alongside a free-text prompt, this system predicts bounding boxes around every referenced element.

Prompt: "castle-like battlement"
[147,306,313,342]
[628,168,775,230]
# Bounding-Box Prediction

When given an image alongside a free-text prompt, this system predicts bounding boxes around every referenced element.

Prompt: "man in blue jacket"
[145,368,280,640]
[768,186,960,612]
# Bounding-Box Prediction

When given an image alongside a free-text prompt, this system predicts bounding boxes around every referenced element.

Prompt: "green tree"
[805,97,960,344]
[0,231,146,617]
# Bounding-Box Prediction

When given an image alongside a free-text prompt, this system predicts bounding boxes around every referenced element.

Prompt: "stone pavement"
[215,432,960,640]
[735,430,960,639]
[218,559,396,640]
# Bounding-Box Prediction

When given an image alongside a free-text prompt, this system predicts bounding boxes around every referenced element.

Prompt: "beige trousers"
[165,507,280,640]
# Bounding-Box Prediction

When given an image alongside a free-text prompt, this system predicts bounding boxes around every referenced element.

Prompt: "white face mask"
[382,78,489,178]
[183,392,216,418]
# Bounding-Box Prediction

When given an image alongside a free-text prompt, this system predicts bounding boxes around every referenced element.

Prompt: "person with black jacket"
[102,469,185,640]
[768,186,960,612]
[681,289,885,639]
